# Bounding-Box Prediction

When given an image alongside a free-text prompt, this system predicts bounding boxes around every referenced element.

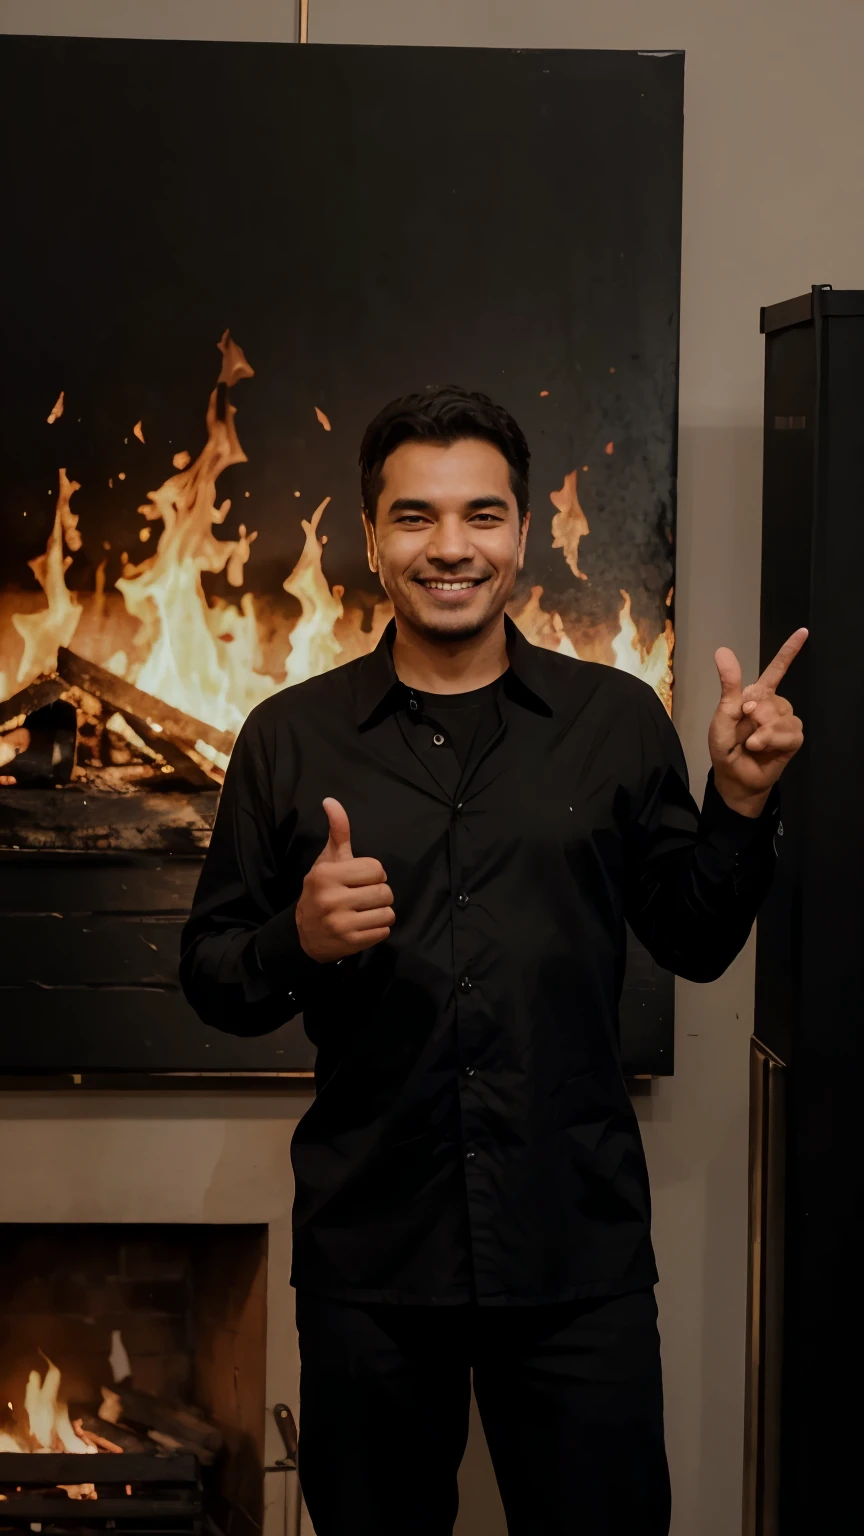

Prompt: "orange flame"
[513,586,582,660]
[12,469,83,685]
[611,589,674,708]
[113,332,270,732]
[0,1359,113,1500]
[282,498,344,683]
[1,1357,93,1459]
[550,470,589,580]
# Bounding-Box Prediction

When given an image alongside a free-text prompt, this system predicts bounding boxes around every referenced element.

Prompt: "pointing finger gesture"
[708,628,807,816]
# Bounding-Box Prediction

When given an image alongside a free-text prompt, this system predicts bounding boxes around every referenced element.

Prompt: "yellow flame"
[12,468,83,684]
[20,1358,93,1455]
[611,589,674,707]
[513,584,673,710]
[282,498,344,683]
[114,333,270,733]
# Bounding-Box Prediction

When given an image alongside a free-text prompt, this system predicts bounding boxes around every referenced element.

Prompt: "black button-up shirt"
[180,619,778,1305]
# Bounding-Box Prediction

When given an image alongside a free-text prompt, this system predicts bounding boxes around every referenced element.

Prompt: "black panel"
[0,849,315,1074]
[755,322,816,1067]
[756,288,864,1531]
[0,38,681,1082]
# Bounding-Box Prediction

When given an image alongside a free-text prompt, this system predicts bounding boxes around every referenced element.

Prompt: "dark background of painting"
[0,37,681,646]
[0,37,682,1077]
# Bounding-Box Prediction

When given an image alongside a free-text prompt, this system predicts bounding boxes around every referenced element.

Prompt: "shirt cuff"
[699,770,781,857]
[245,900,322,1005]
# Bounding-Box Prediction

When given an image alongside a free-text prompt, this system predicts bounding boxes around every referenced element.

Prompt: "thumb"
[320,797,353,862]
[714,646,743,707]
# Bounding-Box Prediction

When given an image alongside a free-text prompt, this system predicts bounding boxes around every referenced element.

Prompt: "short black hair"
[359,385,530,521]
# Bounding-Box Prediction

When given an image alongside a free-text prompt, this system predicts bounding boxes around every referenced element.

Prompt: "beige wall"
[2,1,862,1531]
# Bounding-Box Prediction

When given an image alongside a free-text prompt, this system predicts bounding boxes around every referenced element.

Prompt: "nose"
[425,513,474,566]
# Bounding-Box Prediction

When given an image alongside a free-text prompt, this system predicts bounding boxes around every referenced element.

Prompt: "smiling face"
[363,437,530,644]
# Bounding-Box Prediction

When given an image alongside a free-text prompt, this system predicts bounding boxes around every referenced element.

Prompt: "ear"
[517,508,531,569]
[362,509,379,574]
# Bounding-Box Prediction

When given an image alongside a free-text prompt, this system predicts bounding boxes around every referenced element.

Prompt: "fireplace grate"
[0,1453,202,1535]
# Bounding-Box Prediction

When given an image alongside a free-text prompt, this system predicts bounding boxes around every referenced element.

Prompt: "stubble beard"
[389,573,514,646]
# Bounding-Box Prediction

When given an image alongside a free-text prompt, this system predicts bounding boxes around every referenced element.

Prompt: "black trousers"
[296,1288,671,1535]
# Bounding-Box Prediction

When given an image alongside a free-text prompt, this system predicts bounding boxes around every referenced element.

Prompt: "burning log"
[102,710,215,789]
[0,674,66,733]
[56,649,236,760]
[100,1388,223,1461]
[4,699,78,787]
[69,1414,152,1456]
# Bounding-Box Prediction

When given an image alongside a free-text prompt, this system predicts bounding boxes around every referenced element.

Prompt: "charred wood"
[0,675,66,732]
[102,1388,223,1458]
[0,786,217,851]
[57,649,236,760]
[5,700,77,787]
[68,1413,153,1456]
[111,708,215,788]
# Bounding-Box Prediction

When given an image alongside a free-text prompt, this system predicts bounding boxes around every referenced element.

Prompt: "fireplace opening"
[0,1224,267,1536]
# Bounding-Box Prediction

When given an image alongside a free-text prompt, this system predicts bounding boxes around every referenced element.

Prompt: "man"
[181,387,805,1535]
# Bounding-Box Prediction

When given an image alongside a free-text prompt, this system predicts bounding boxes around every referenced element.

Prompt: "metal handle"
[273,1403,298,1467]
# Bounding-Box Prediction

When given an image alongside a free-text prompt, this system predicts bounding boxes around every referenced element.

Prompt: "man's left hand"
[709,628,808,818]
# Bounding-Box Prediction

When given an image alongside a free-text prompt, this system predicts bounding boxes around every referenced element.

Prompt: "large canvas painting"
[0,37,683,1079]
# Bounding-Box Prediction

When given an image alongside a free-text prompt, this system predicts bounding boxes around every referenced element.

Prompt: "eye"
[396,513,429,526]
[470,512,504,524]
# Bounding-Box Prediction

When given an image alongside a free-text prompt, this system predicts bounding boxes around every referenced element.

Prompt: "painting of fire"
[0,36,683,1077]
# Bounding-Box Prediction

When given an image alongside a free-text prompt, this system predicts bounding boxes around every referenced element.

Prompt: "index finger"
[757,627,808,692]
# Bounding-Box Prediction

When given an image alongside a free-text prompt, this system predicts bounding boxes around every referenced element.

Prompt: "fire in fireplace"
[0,1225,268,1535]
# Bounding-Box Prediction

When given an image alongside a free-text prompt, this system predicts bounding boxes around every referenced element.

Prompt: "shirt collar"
[353,617,553,729]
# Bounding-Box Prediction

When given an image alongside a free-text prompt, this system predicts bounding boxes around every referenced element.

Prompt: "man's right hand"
[296,797,395,962]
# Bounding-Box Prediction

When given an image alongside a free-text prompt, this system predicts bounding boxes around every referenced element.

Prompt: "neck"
[392,614,509,694]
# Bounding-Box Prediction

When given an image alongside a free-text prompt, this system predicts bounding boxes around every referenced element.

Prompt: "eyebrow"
[388,495,510,514]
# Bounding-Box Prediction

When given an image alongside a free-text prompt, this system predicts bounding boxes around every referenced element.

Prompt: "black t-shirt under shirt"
[421,674,505,771]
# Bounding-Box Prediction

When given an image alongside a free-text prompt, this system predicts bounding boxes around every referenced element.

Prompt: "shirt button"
[409,698,419,712]
[464,1066,476,1077]
[465,1149,476,1161]
[456,890,469,908]
[459,975,473,994]
[433,733,445,746]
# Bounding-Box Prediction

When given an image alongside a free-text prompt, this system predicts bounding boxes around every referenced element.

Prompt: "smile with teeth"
[418,578,483,590]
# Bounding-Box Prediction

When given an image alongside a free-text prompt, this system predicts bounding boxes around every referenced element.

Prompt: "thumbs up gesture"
[296,798,395,962]
[709,628,807,817]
